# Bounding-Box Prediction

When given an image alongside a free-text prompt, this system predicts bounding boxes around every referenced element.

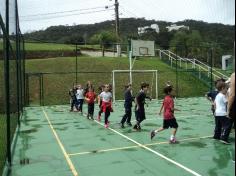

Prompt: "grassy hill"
[25,56,208,105]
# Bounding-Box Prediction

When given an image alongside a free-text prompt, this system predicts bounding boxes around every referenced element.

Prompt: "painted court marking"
[68,135,212,156]
[130,114,207,123]
[94,120,202,176]
[42,107,79,176]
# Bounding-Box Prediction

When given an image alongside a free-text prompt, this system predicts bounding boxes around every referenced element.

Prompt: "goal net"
[112,70,158,102]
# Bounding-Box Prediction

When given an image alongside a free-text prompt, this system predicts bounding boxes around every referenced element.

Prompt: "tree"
[170,30,189,57]
[186,30,203,58]
[89,31,116,48]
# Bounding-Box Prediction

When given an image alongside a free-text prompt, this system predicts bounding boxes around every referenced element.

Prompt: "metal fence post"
[5,0,12,166]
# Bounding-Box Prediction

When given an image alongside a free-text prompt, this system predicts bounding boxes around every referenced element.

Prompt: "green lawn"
[25,42,101,51]
[25,42,75,51]
[0,115,7,175]
[25,56,208,105]
[0,113,18,175]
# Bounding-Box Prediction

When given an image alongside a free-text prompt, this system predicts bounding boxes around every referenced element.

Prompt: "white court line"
[94,120,202,176]
[68,135,212,156]
[42,108,79,176]
[130,114,209,123]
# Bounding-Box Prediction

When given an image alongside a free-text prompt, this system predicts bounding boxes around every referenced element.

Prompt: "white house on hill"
[138,24,160,35]
[166,24,189,32]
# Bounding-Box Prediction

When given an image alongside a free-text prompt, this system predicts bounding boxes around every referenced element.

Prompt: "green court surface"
[8,97,235,176]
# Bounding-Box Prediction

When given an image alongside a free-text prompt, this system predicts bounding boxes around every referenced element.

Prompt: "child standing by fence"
[150,86,180,143]
[76,84,84,113]
[69,85,78,111]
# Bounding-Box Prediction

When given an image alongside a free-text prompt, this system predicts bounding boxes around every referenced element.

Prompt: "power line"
[20,5,114,18]
[20,9,114,22]
[119,5,139,18]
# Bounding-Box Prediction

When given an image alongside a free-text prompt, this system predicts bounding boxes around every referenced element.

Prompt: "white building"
[138,24,159,35]
[166,24,189,32]
[222,55,233,70]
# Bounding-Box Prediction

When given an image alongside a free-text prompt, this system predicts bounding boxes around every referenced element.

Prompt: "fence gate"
[25,73,43,106]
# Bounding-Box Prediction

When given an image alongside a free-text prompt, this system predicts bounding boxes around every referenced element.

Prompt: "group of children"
[69,81,180,144]
[69,74,235,145]
[69,82,113,127]
[206,75,235,145]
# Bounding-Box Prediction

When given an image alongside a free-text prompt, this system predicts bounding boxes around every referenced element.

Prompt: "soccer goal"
[112,70,158,102]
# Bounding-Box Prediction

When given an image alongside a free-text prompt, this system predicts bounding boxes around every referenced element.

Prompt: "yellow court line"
[68,135,212,156]
[42,107,79,176]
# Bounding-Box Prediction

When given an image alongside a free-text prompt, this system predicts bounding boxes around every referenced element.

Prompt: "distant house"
[166,24,189,32]
[138,24,159,35]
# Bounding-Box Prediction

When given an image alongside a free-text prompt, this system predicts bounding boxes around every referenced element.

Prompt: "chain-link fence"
[25,69,210,107]
[0,0,25,175]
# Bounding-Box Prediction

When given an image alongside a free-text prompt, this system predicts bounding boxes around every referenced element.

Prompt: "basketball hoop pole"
[129,51,132,85]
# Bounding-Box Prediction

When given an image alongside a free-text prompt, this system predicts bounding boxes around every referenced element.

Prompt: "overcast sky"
[18,0,235,33]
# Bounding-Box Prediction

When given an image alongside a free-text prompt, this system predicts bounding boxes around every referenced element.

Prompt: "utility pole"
[115,0,119,39]
[114,0,121,57]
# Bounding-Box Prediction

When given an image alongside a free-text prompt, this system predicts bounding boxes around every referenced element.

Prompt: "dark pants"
[70,99,78,111]
[87,103,94,117]
[104,108,110,124]
[77,99,84,112]
[214,116,233,141]
[135,108,145,124]
[121,107,132,124]
[211,104,215,116]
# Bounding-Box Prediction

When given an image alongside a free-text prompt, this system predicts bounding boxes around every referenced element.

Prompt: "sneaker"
[120,123,125,128]
[137,125,141,131]
[220,140,231,145]
[213,136,220,140]
[105,123,109,128]
[150,130,156,140]
[169,138,177,144]
[133,124,138,130]
[126,122,132,127]
[97,115,101,121]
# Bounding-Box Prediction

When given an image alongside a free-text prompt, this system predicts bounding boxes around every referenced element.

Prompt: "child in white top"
[76,85,84,113]
[214,81,232,144]
[99,84,113,128]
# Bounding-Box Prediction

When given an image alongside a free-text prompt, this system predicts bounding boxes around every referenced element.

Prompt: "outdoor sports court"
[9,97,234,176]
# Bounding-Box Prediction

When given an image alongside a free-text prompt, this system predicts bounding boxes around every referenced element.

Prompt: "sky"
[17,0,235,33]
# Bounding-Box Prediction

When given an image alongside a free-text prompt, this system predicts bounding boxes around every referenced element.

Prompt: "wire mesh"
[0,0,25,174]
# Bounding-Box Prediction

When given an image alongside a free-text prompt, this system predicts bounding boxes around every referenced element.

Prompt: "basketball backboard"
[131,40,155,57]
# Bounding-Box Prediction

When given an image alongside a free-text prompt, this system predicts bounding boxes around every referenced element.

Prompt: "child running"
[120,83,134,128]
[99,84,113,128]
[85,86,96,120]
[150,85,180,143]
[133,82,150,131]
